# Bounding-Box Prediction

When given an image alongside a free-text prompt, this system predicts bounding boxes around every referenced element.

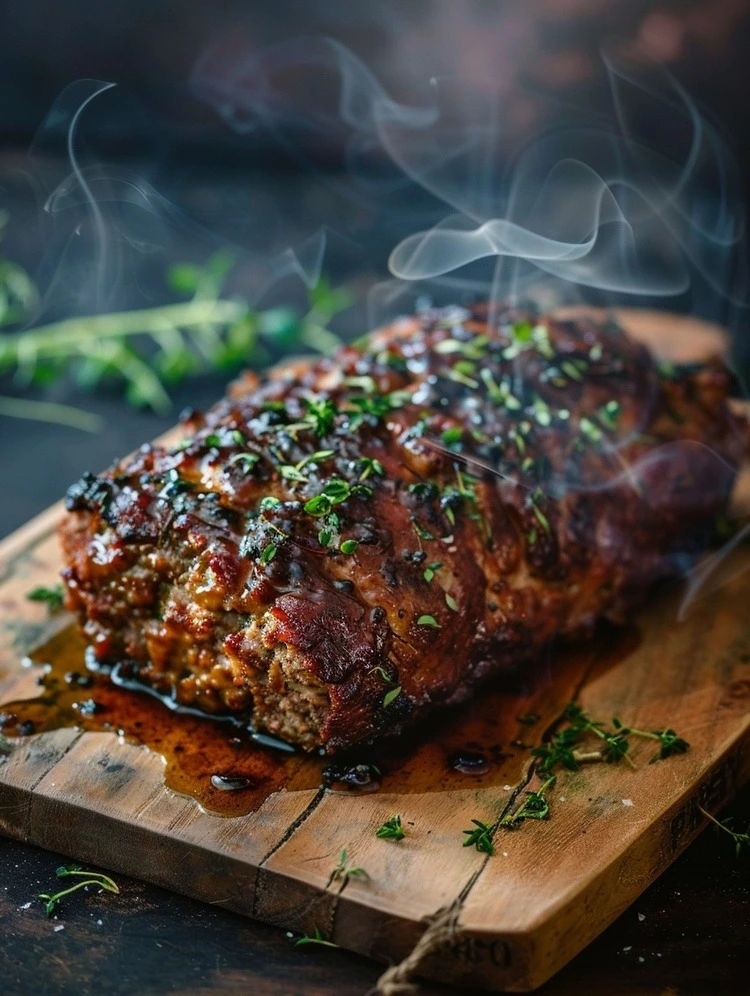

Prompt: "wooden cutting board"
[1,313,749,993]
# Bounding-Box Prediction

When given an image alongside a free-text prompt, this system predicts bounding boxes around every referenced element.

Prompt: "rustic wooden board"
[1,313,749,993]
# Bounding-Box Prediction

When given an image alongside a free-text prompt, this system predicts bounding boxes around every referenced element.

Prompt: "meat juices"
[59,307,745,752]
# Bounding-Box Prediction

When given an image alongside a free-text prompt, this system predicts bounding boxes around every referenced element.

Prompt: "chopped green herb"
[333,848,368,882]
[259,496,282,512]
[204,433,223,448]
[260,544,278,565]
[445,593,459,612]
[355,457,384,481]
[318,529,332,548]
[302,397,338,436]
[698,805,750,858]
[383,686,402,708]
[375,814,406,841]
[440,427,463,447]
[501,775,556,827]
[227,452,260,474]
[423,561,443,583]
[27,585,65,611]
[409,482,439,501]
[445,366,479,389]
[294,927,340,949]
[598,400,621,430]
[279,464,309,483]
[38,864,120,917]
[579,417,603,444]
[417,614,440,628]
[340,539,359,555]
[462,819,494,855]
[344,375,377,393]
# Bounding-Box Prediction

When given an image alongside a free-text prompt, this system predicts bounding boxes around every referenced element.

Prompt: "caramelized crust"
[59,306,745,751]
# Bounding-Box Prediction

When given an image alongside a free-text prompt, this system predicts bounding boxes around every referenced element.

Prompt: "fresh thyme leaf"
[260,544,278,565]
[462,819,494,855]
[369,665,401,708]
[423,561,443,583]
[227,452,260,475]
[294,927,340,948]
[383,686,402,708]
[340,539,359,555]
[445,593,459,612]
[699,805,750,858]
[501,775,556,827]
[440,427,463,448]
[38,866,120,917]
[27,585,65,611]
[333,848,368,881]
[375,815,406,840]
[417,614,440,628]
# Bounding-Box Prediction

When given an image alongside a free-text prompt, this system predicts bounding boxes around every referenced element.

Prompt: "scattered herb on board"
[462,819,495,855]
[375,815,406,841]
[26,584,65,611]
[501,776,557,827]
[293,927,340,949]
[333,849,368,882]
[699,806,750,857]
[38,864,120,916]
[460,703,689,852]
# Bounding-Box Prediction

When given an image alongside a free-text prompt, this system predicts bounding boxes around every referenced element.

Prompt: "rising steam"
[192,35,748,324]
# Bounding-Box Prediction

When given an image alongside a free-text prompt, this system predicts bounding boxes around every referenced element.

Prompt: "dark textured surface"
[0,781,748,996]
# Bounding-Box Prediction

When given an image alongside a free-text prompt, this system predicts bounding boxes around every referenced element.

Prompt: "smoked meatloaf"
[59,306,745,752]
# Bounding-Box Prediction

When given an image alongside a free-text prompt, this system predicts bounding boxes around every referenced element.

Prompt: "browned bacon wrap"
[59,307,744,751]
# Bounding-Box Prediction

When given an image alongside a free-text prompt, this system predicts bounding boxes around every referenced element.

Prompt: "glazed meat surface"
[59,307,745,752]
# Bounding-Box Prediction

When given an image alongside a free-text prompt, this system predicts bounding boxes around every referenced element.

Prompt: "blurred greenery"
[0,211,352,430]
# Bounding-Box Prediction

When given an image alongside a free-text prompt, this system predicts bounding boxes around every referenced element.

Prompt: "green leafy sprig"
[0,224,351,427]
[38,864,120,916]
[375,815,406,841]
[332,848,368,883]
[26,584,65,612]
[699,805,750,858]
[462,819,495,855]
[293,927,340,949]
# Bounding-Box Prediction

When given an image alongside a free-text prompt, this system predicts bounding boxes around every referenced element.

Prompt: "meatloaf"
[59,306,745,752]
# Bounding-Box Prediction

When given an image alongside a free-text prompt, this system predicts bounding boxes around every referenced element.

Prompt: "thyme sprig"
[461,703,689,850]
[500,775,557,827]
[462,819,495,855]
[26,584,65,612]
[0,225,351,426]
[375,814,406,841]
[38,864,120,916]
[293,927,340,948]
[699,805,750,857]
[369,666,402,709]
[333,848,368,882]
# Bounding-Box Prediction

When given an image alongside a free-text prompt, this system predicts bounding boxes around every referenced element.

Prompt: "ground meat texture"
[58,306,746,752]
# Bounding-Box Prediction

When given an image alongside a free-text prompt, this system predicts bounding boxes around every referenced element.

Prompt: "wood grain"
[1,312,748,992]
